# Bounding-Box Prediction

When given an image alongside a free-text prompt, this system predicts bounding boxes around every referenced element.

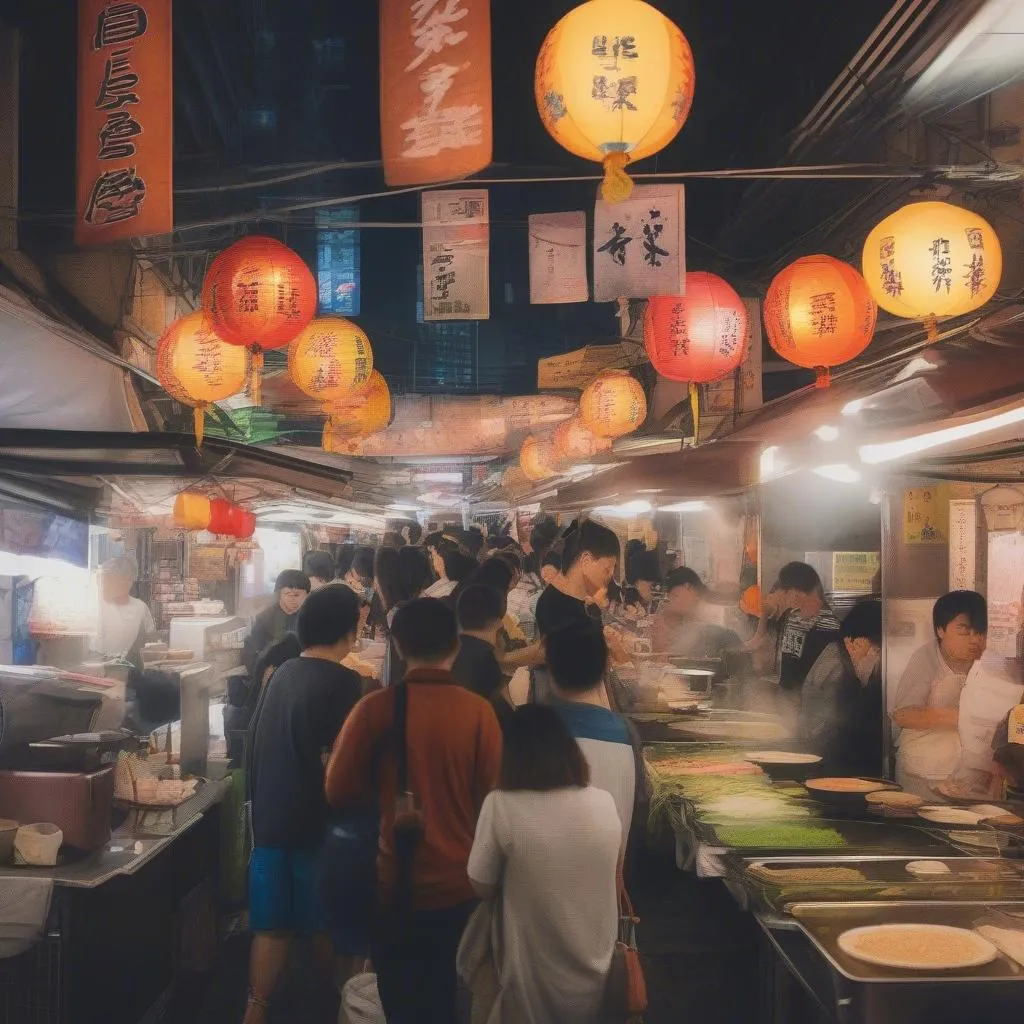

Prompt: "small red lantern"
[202,236,317,405]
[201,498,257,539]
[644,273,749,383]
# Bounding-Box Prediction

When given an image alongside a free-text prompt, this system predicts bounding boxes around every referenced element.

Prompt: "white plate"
[918,806,985,826]
[743,751,823,765]
[837,924,999,971]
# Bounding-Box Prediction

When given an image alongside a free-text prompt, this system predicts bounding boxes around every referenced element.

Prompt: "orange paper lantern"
[520,434,558,482]
[554,416,613,463]
[202,236,317,405]
[861,201,1002,336]
[763,255,877,388]
[536,0,695,201]
[739,584,761,618]
[156,313,248,445]
[324,370,393,444]
[172,492,212,530]
[579,370,647,438]
[644,274,749,383]
[289,316,374,409]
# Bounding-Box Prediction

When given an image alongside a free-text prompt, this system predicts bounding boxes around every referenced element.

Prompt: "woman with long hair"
[467,704,621,1023]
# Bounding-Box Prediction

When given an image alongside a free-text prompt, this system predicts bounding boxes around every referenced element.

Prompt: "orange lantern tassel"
[250,348,264,408]
[601,151,633,203]
[924,315,939,343]
[814,366,832,389]
[193,404,206,447]
[689,382,700,439]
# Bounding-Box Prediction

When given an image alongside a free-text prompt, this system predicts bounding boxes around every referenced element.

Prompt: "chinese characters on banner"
[380,0,493,186]
[76,1,172,246]
[903,485,949,544]
[421,189,489,321]
[948,499,978,592]
[593,185,685,301]
[702,297,764,420]
[528,212,588,304]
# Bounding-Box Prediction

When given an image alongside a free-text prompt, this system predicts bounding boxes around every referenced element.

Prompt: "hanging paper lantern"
[156,313,248,445]
[173,492,212,530]
[202,236,317,405]
[579,370,647,438]
[862,201,1002,338]
[535,0,695,202]
[739,584,761,618]
[324,371,393,445]
[289,317,374,447]
[520,434,558,482]
[554,416,613,463]
[644,274,748,382]
[763,256,877,388]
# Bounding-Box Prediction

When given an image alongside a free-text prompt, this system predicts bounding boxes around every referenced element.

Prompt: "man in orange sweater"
[325,597,502,1024]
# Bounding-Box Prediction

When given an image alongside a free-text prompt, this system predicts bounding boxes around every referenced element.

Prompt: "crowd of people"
[239,517,643,1024]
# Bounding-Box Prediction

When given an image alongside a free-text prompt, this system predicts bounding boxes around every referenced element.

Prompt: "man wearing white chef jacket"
[94,555,156,669]
[891,591,987,798]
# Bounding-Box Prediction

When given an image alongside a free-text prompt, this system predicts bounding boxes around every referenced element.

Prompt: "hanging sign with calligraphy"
[380,0,493,187]
[593,185,685,301]
[76,1,173,246]
[702,298,764,418]
[421,189,489,320]
[528,212,588,305]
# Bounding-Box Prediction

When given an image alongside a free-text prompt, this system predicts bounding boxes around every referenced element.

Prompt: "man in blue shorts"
[245,584,364,1024]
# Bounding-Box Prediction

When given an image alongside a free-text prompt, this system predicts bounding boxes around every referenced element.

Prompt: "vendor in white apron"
[891,591,987,798]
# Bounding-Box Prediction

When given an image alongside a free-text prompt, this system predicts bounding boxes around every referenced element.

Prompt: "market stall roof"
[551,312,1024,510]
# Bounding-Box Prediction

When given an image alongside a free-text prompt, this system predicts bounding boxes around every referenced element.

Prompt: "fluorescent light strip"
[859,405,1024,464]
[660,501,708,513]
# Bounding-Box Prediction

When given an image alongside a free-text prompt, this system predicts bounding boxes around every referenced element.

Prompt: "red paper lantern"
[644,274,748,383]
[763,255,877,388]
[201,236,317,405]
[204,498,257,539]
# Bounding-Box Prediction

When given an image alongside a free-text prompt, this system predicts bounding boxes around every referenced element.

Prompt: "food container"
[743,751,823,782]
[13,823,62,866]
[804,777,899,812]
[0,818,17,863]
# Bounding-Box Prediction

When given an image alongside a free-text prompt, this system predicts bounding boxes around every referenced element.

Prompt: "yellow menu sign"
[832,551,880,593]
[904,485,949,544]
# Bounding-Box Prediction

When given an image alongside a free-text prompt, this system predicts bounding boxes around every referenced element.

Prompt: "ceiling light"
[813,464,862,484]
[842,398,865,417]
[413,472,463,484]
[859,405,1024,464]
[760,446,780,483]
[591,500,652,517]
[660,501,708,513]
[388,503,421,512]
[814,425,840,442]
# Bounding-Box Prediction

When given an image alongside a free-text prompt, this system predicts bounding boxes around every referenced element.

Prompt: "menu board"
[189,546,228,582]
[903,485,949,544]
[832,551,880,593]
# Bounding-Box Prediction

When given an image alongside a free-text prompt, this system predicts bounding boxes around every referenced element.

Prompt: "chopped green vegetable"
[712,822,847,850]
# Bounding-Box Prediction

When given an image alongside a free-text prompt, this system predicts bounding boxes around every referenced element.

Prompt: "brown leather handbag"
[606,871,648,1022]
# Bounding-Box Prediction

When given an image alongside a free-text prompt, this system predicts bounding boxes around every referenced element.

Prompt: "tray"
[788,901,1024,983]
[697,817,961,857]
[738,855,1024,913]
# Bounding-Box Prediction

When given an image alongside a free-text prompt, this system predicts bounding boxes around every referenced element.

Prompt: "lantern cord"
[601,153,634,203]
[689,384,700,443]
[250,349,264,409]
[193,404,206,448]
[814,367,832,389]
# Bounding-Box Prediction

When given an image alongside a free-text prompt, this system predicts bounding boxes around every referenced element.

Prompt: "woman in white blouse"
[468,704,621,1024]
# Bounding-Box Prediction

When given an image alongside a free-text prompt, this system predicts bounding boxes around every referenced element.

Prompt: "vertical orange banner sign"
[380,0,493,187]
[76,1,173,246]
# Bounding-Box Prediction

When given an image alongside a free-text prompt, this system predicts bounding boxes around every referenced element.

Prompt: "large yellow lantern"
[536,0,695,201]
[579,370,647,438]
[324,371,392,445]
[520,435,558,482]
[156,312,248,446]
[862,201,1002,338]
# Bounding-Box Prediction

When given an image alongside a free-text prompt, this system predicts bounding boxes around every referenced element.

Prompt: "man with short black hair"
[245,585,364,1024]
[302,550,336,590]
[773,561,841,692]
[452,583,506,700]
[545,619,636,857]
[326,597,502,1024]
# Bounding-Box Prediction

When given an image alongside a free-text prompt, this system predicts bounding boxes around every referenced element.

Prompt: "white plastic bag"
[339,973,384,1024]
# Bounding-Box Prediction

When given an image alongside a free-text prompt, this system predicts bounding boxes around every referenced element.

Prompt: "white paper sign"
[528,212,588,304]
[949,499,978,592]
[986,531,1024,657]
[421,189,490,320]
[593,185,685,301]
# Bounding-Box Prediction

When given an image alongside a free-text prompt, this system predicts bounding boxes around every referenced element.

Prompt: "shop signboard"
[832,551,880,593]
[528,212,588,304]
[537,343,643,390]
[903,485,949,544]
[593,185,685,301]
[421,189,489,320]
[380,0,492,187]
[76,0,173,245]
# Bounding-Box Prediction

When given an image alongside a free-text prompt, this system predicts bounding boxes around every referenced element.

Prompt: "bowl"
[804,777,897,811]
[743,751,823,781]
[13,823,63,866]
